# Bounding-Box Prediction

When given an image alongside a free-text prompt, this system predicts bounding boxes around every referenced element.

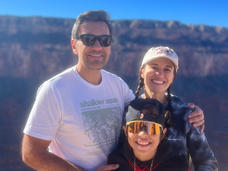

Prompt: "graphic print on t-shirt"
[80,98,122,155]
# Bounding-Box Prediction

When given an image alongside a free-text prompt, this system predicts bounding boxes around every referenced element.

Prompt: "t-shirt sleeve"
[23,81,62,140]
[118,78,135,107]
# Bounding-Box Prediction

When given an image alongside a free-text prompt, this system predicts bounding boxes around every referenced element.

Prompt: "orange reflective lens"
[126,121,163,135]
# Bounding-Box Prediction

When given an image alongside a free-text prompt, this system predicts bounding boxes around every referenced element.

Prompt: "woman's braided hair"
[135,77,144,99]
[164,86,173,127]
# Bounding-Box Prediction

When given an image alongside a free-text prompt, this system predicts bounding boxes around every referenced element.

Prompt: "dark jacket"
[108,139,188,171]
[108,96,218,171]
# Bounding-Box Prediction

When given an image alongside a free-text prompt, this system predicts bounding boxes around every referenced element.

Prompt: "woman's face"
[124,125,165,161]
[141,58,175,97]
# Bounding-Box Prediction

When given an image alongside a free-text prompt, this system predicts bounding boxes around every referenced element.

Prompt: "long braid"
[167,87,172,108]
[164,86,173,127]
[135,77,144,99]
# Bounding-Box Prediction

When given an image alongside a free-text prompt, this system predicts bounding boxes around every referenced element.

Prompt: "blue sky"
[0,0,227,28]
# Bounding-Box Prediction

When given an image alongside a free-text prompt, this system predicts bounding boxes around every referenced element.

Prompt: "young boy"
[108,98,183,171]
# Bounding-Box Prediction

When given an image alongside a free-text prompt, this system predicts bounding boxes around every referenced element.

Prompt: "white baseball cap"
[141,46,179,71]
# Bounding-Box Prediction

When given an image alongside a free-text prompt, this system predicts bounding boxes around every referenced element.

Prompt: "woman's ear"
[123,126,127,136]
[140,66,145,79]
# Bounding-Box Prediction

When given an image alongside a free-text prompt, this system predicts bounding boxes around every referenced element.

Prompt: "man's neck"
[76,65,102,85]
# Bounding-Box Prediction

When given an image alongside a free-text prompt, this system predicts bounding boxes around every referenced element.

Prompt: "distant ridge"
[0,15,227,171]
[0,15,228,78]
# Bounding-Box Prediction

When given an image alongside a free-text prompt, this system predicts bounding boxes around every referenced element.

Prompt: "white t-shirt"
[24,66,135,171]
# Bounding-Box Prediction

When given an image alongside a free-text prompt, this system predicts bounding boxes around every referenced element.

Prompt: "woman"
[108,46,218,171]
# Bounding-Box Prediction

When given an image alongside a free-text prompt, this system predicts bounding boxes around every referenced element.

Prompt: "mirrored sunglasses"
[126,120,163,135]
[76,34,112,47]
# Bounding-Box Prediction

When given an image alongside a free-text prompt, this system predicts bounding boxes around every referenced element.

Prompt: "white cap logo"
[141,46,179,71]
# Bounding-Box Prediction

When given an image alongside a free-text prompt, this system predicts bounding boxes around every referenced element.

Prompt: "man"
[22,10,204,171]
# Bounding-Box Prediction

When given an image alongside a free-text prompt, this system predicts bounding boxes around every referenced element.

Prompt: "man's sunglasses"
[76,34,112,47]
[126,120,163,136]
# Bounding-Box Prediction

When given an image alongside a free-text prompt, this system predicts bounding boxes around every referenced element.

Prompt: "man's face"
[71,21,111,71]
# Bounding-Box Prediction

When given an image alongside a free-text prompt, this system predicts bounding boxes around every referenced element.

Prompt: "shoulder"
[108,139,130,163]
[170,95,187,108]
[168,95,192,129]
[108,147,125,164]
[101,70,134,101]
[108,145,132,171]
[39,66,75,92]
[169,95,191,115]
[101,70,127,84]
[48,66,75,86]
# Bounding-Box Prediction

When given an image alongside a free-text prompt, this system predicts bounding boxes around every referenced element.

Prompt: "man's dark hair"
[71,10,112,39]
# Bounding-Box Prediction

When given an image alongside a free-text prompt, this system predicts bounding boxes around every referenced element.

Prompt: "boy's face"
[123,124,166,161]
